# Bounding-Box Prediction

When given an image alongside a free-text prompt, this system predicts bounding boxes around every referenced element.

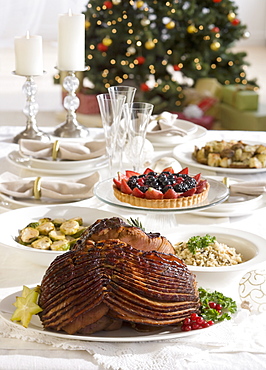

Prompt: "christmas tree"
[82,0,253,113]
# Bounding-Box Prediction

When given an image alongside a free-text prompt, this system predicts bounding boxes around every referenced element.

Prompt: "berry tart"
[113,167,210,208]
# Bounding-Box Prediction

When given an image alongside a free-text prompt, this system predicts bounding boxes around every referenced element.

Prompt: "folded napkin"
[0,172,99,201]
[230,180,266,196]
[147,111,187,136]
[19,139,106,161]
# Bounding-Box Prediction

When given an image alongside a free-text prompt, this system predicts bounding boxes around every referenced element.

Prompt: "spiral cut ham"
[73,217,175,254]
[39,239,200,335]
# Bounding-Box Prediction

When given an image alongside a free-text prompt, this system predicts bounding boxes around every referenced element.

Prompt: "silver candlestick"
[13,74,50,144]
[54,70,89,138]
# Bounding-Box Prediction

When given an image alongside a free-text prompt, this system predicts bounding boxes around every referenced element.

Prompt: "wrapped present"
[194,78,223,99]
[177,112,214,130]
[219,103,266,131]
[222,84,259,111]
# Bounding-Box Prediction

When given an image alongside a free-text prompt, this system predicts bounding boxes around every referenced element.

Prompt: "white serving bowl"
[166,226,266,299]
[0,205,122,267]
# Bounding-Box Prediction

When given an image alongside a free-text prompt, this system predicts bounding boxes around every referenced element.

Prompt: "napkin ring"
[33,177,42,199]
[52,140,60,161]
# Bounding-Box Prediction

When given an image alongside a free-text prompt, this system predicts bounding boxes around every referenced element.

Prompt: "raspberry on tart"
[113,167,210,208]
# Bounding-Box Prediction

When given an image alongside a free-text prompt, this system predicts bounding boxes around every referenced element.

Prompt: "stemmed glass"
[108,86,137,172]
[123,102,154,172]
[97,93,126,178]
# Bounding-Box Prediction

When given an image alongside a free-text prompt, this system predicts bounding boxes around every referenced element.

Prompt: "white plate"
[0,205,123,266]
[147,124,207,148]
[0,290,216,343]
[95,178,229,213]
[147,119,197,144]
[173,141,266,174]
[191,176,265,217]
[7,151,108,175]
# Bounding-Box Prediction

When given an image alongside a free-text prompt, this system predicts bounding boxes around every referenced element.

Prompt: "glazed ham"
[39,239,200,335]
[73,217,175,254]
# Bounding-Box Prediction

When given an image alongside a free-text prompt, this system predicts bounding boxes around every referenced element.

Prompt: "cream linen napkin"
[0,172,99,200]
[147,111,188,136]
[19,139,106,161]
[230,180,266,196]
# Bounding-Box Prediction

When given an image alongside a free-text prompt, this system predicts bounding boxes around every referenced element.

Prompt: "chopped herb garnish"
[127,217,145,231]
[187,234,216,254]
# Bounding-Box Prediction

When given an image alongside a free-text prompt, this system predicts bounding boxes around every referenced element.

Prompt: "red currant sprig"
[181,312,214,332]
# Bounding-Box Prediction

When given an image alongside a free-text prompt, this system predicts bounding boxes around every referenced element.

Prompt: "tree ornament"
[210,41,220,51]
[140,83,150,92]
[243,31,250,39]
[145,40,155,50]
[85,20,91,30]
[173,64,181,71]
[166,21,176,30]
[141,18,151,27]
[102,37,113,47]
[211,26,220,33]
[112,0,121,4]
[212,0,222,3]
[231,18,240,26]
[227,12,236,22]
[187,24,197,34]
[97,43,108,52]
[103,1,113,9]
[136,0,144,8]
[136,56,146,65]
[127,46,136,55]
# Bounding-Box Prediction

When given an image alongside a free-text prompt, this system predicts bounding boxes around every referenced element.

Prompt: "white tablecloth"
[0,126,266,370]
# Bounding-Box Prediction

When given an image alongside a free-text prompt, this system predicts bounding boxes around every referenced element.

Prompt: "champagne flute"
[96,93,126,178]
[108,86,137,172]
[123,102,154,172]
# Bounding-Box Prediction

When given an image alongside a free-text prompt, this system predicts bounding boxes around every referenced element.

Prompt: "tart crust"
[113,182,210,209]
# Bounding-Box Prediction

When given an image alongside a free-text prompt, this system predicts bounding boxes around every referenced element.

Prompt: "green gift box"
[219,103,266,131]
[222,84,259,111]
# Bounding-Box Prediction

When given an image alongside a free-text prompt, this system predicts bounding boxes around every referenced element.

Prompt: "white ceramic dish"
[173,141,266,174]
[7,150,108,175]
[0,205,122,266]
[94,177,229,213]
[166,227,266,297]
[192,176,265,217]
[148,124,207,148]
[147,119,197,144]
[0,290,217,343]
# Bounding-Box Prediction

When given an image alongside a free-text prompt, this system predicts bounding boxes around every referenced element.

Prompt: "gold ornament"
[85,20,91,29]
[227,12,236,22]
[136,0,144,8]
[145,40,155,50]
[112,0,121,4]
[102,37,113,47]
[166,21,176,30]
[210,41,220,51]
[187,25,197,34]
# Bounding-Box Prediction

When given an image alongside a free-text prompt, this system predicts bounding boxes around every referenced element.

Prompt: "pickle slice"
[11,285,43,328]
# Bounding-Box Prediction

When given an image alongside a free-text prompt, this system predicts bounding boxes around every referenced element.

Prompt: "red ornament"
[231,18,240,26]
[212,0,222,3]
[140,83,150,92]
[103,1,113,9]
[97,43,108,52]
[173,64,181,71]
[211,26,220,33]
[136,56,146,65]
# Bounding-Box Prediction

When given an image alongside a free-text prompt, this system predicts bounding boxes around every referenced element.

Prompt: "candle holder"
[54,70,89,138]
[13,73,50,144]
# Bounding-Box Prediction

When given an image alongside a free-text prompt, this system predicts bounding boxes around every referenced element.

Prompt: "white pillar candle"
[58,9,85,71]
[14,31,43,76]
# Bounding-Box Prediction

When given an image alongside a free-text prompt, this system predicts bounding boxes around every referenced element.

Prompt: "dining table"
[0,124,266,370]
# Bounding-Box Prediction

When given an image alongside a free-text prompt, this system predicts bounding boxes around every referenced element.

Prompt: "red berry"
[202,322,210,328]
[209,302,217,309]
[196,316,204,324]
[216,304,223,311]
[191,322,199,330]
[183,318,191,325]
[190,313,198,321]
[207,320,214,326]
[181,324,192,331]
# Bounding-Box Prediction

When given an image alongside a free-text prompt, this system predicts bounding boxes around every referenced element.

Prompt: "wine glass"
[108,86,137,171]
[123,102,154,172]
[96,93,126,177]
